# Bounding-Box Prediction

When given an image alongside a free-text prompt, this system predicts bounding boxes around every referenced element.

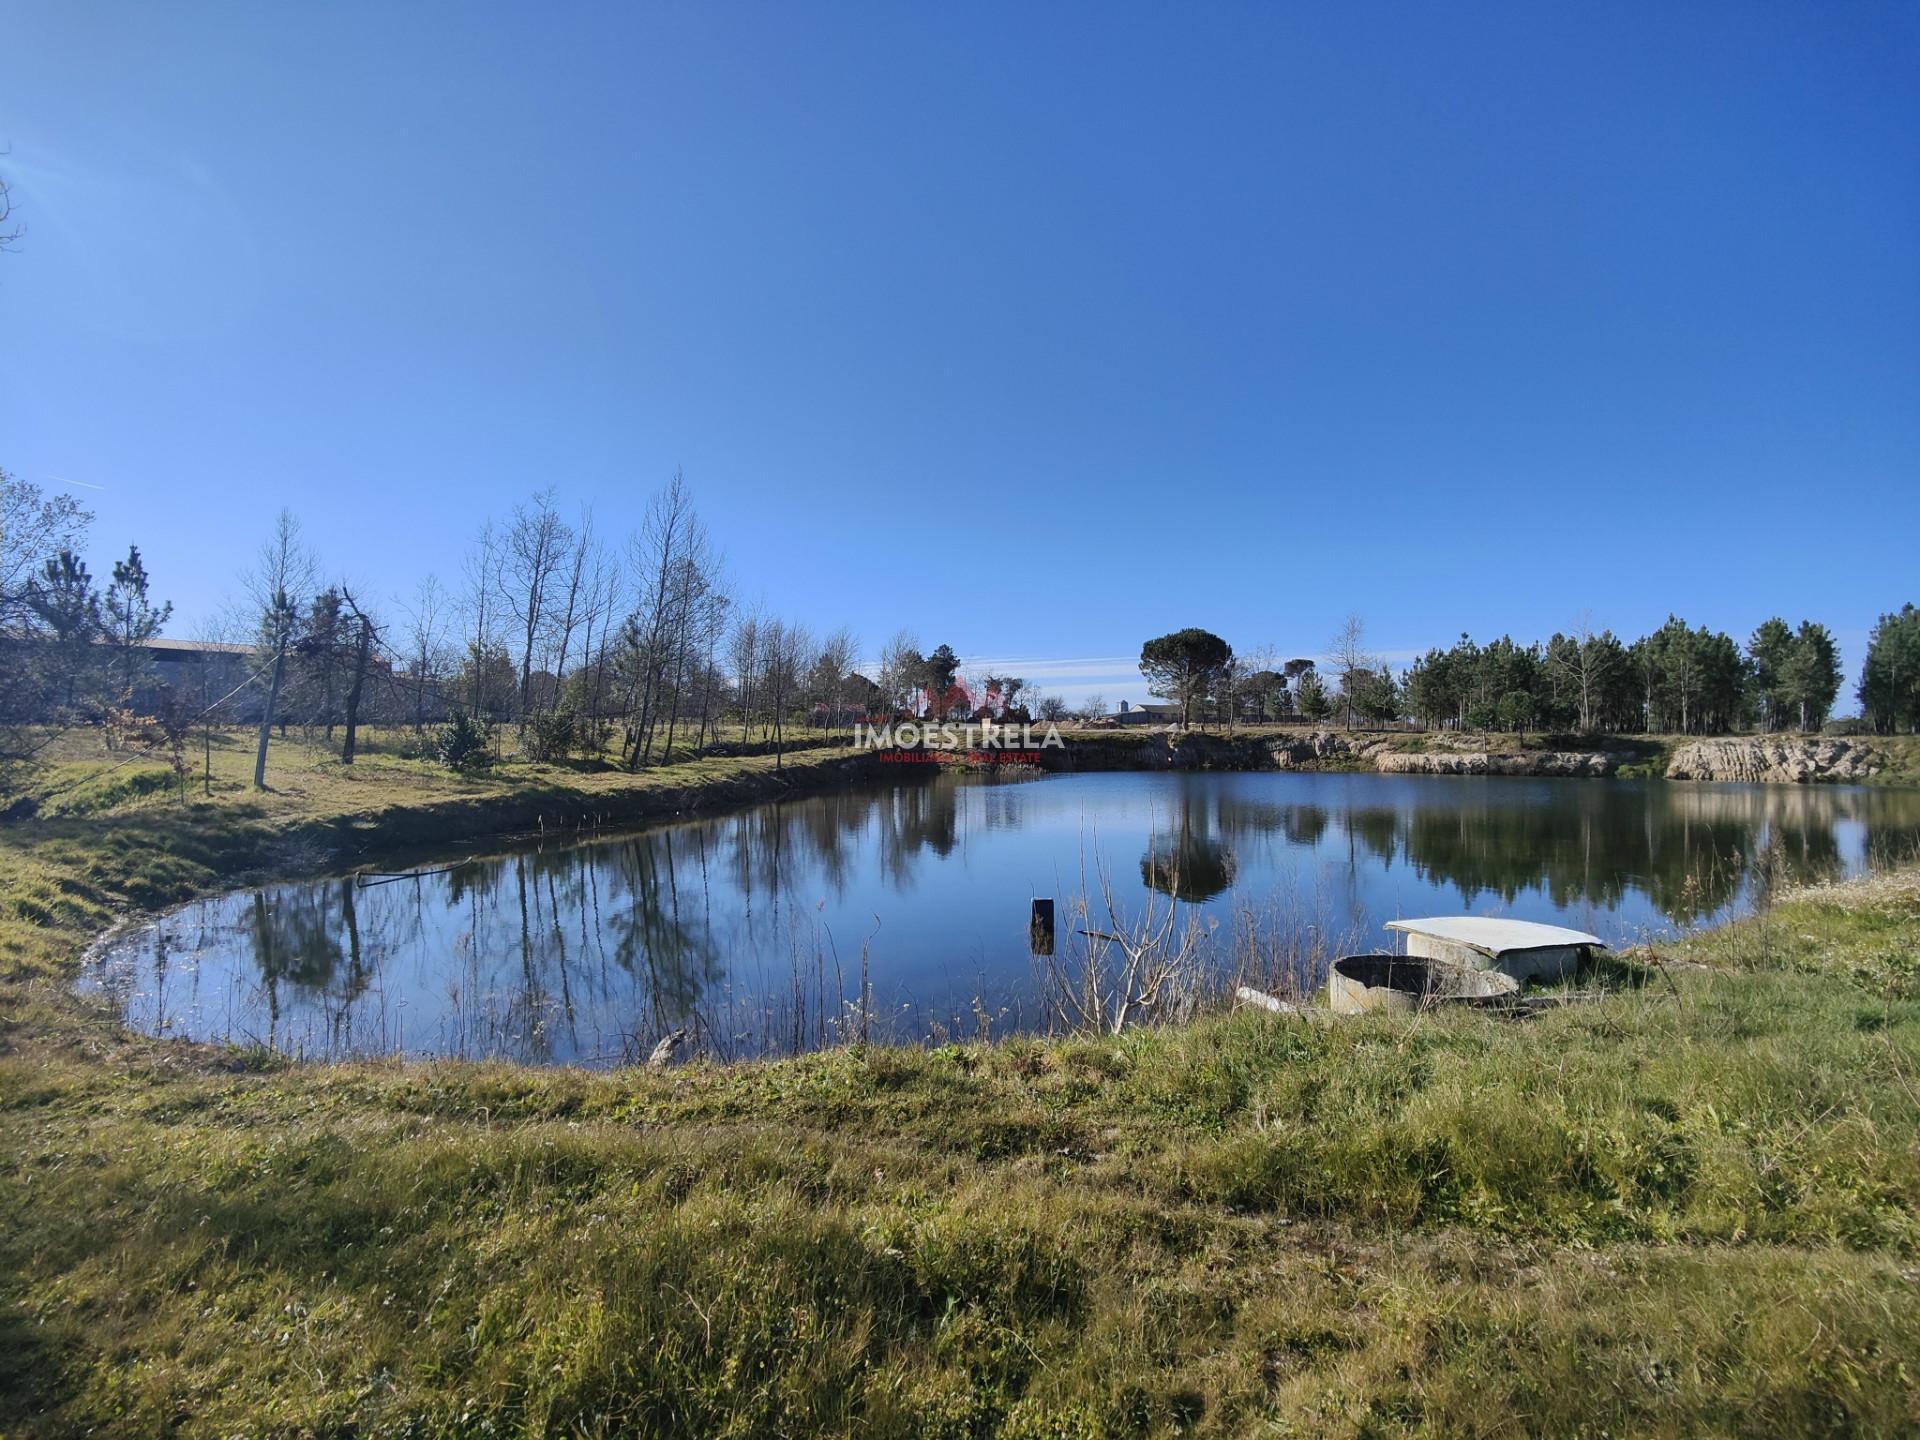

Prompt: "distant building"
[3,632,445,726]
[132,638,262,718]
[1113,701,1182,726]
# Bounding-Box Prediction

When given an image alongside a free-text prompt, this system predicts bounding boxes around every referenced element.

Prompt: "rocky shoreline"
[1046,729,1892,785]
[1662,736,1884,784]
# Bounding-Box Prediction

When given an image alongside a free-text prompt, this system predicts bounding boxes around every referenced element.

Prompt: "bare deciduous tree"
[337,586,382,765]
[0,469,90,631]
[542,506,601,722]
[811,627,857,731]
[246,511,315,790]
[192,610,251,796]
[876,630,922,718]
[501,487,573,726]
[728,610,763,741]
[1327,614,1375,730]
[400,575,450,732]
[572,542,622,751]
[0,164,19,252]
[762,619,814,769]
[621,473,724,767]
[460,521,507,718]
[1547,612,1618,734]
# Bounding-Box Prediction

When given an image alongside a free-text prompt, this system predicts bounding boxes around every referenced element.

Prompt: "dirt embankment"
[200,748,891,888]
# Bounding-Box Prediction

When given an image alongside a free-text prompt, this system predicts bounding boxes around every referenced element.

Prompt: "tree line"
[0,469,1097,791]
[1139,608,1920,736]
[7,462,1920,800]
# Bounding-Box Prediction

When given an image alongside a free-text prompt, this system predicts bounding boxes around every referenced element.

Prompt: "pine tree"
[1747,617,1794,732]
[1296,669,1333,721]
[1859,604,1920,734]
[1782,621,1841,731]
[102,546,172,701]
[24,550,102,708]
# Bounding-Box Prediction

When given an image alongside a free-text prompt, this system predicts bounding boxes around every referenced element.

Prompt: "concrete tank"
[1327,954,1520,1015]
[1384,917,1606,984]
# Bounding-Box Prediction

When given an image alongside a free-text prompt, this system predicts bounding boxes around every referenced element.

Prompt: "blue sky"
[2,2,1915,705]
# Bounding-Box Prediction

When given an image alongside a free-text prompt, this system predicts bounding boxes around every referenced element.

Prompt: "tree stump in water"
[1030,898,1055,956]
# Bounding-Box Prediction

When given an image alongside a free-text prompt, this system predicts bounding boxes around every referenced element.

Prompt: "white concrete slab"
[1384,917,1607,957]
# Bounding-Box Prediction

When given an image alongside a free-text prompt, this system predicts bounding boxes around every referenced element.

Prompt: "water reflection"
[1140,790,1237,902]
[89,773,1920,1065]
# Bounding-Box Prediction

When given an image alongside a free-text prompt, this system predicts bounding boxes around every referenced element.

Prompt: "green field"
[2,730,1918,1437]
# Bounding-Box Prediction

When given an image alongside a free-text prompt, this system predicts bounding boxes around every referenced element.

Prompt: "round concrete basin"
[1327,953,1520,1016]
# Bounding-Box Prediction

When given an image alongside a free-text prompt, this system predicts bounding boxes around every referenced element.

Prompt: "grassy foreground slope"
[2,734,1918,1437]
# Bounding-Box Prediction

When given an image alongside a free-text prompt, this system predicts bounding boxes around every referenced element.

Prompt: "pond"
[86,772,1920,1065]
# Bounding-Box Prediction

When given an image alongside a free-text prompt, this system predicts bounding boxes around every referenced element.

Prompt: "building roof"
[1384,917,1607,955]
[143,637,259,656]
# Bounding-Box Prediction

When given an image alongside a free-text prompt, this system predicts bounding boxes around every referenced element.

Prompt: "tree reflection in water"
[92,773,1920,1066]
[1139,789,1237,903]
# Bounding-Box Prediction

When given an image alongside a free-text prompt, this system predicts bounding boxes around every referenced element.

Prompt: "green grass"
[1,732,1919,1436]
[1857,733,1920,787]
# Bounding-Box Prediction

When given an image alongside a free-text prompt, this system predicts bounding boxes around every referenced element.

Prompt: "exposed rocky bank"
[1274,731,1618,777]
[1663,736,1883,784]
[1048,730,1895,785]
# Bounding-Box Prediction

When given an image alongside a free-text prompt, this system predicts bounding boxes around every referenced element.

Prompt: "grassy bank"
[2,734,1919,1436]
[0,726,871,983]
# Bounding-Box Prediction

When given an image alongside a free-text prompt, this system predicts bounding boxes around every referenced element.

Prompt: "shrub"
[433,712,494,772]
[524,709,578,763]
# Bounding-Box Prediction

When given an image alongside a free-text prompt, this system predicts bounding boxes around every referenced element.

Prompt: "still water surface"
[87,772,1920,1064]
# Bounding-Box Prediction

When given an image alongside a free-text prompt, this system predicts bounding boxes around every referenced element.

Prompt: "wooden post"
[1029,898,1055,956]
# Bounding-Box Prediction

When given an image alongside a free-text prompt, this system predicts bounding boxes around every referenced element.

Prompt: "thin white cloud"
[961,655,1142,679]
